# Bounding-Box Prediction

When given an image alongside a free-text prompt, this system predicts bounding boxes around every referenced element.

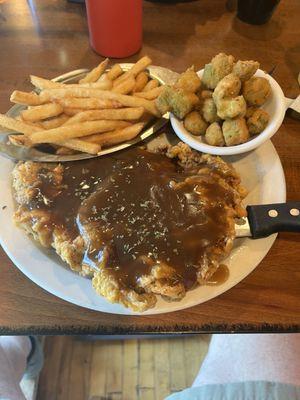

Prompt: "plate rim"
[0,140,286,315]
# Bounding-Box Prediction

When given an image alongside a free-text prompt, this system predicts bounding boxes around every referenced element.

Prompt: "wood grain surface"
[0,0,299,334]
[37,335,210,400]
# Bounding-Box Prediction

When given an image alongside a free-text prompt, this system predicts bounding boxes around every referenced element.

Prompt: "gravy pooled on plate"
[13,143,246,311]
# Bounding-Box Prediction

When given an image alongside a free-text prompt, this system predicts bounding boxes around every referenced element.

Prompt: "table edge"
[1,323,299,335]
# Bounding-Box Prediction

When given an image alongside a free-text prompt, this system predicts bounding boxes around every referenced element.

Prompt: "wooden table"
[0,0,299,335]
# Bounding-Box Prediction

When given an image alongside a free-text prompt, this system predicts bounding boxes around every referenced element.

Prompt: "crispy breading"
[222,117,249,146]
[247,109,269,135]
[13,142,247,312]
[233,60,259,82]
[202,53,235,89]
[175,66,201,93]
[156,86,199,119]
[184,111,208,135]
[243,77,271,106]
[202,98,220,123]
[205,122,225,146]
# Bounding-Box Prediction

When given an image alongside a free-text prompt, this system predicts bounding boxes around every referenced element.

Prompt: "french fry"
[38,114,70,129]
[55,146,76,155]
[63,107,86,116]
[56,139,101,154]
[113,76,136,95]
[30,75,64,90]
[10,91,44,106]
[8,134,32,147]
[133,72,148,92]
[72,81,112,90]
[30,75,112,90]
[82,81,112,89]
[16,116,43,129]
[21,103,64,122]
[63,107,144,125]
[129,56,152,77]
[84,123,144,147]
[6,58,164,155]
[58,97,122,110]
[40,88,160,117]
[143,79,159,92]
[98,73,109,82]
[79,58,109,83]
[30,120,131,144]
[113,56,152,86]
[134,86,163,100]
[106,64,123,81]
[0,114,41,136]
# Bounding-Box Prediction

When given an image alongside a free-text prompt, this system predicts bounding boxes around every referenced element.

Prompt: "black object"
[237,0,280,25]
[247,202,300,238]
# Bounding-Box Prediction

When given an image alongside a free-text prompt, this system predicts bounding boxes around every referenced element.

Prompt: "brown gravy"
[27,147,234,289]
[205,264,229,286]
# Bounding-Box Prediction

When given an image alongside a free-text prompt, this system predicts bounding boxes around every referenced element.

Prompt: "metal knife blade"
[235,217,251,237]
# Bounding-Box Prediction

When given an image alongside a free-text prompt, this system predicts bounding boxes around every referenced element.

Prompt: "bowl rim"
[170,68,286,156]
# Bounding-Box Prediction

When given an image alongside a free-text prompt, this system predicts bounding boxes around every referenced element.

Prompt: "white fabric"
[0,337,31,400]
[193,334,300,387]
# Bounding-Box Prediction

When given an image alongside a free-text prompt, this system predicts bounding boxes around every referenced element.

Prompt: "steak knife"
[235,202,300,238]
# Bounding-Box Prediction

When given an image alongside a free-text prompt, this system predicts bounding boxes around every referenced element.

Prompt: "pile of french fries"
[0,56,164,155]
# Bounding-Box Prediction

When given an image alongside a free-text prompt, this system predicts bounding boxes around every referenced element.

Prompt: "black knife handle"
[246,202,300,238]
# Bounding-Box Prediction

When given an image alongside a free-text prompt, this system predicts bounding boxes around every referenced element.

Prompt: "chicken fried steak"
[13,143,246,311]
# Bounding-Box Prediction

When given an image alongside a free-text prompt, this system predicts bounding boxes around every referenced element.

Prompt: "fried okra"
[202,53,235,89]
[175,67,201,93]
[156,85,173,114]
[232,60,260,82]
[245,106,258,119]
[156,86,199,119]
[243,76,271,106]
[247,109,269,135]
[213,73,241,101]
[205,122,225,146]
[216,96,247,119]
[202,98,220,123]
[184,111,208,136]
[222,118,249,146]
[200,90,213,99]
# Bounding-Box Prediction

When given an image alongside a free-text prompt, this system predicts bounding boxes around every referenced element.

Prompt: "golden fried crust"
[92,269,157,312]
[156,86,199,119]
[216,96,247,120]
[202,53,235,89]
[243,77,271,106]
[175,67,201,93]
[247,109,269,135]
[184,111,208,136]
[213,74,241,102]
[12,142,247,312]
[222,118,250,146]
[12,162,63,205]
[205,122,225,146]
[233,60,259,82]
[138,264,186,300]
[13,206,84,272]
[202,98,220,124]
[13,162,84,273]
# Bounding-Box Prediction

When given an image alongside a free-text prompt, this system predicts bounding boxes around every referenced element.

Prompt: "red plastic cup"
[85,0,143,58]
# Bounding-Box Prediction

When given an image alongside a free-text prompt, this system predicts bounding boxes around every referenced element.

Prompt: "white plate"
[0,138,286,315]
[170,69,287,156]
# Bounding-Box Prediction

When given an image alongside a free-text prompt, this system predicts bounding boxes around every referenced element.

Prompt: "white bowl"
[170,69,287,155]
